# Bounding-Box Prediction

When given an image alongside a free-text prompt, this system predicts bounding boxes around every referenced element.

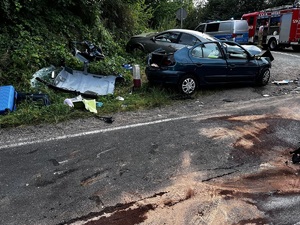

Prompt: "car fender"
[174,47,193,63]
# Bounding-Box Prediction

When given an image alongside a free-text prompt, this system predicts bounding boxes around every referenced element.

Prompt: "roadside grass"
[0,66,181,128]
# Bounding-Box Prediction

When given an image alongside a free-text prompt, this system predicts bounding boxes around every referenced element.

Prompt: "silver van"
[195,20,249,44]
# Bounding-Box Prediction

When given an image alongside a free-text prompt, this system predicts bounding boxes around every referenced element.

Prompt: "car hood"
[241,45,262,55]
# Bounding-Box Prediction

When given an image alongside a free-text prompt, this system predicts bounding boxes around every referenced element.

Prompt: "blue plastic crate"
[0,85,17,115]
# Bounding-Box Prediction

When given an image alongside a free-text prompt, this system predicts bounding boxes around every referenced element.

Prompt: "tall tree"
[265,0,294,8]
[199,0,267,22]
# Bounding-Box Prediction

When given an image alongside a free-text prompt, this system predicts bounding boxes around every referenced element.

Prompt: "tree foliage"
[187,0,296,24]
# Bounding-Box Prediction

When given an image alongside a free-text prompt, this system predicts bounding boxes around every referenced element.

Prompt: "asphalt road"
[0,50,300,225]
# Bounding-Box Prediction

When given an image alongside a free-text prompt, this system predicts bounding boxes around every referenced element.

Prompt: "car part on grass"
[64,95,97,113]
[122,64,133,70]
[70,40,105,63]
[33,66,121,97]
[17,93,51,106]
[31,40,125,97]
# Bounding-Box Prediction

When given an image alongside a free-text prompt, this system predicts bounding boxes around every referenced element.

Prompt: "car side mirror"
[151,37,156,42]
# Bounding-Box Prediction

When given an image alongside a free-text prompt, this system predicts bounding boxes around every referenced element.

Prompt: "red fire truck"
[242,4,300,51]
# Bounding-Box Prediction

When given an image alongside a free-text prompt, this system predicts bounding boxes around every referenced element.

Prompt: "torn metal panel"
[53,67,116,96]
[32,66,118,96]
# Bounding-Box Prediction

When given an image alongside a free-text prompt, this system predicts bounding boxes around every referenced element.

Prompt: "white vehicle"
[195,20,249,44]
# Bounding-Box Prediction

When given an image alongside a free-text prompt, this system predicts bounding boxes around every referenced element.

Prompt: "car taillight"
[232,33,237,38]
[162,58,173,66]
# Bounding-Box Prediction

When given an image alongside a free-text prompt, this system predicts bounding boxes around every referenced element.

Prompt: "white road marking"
[0,114,201,150]
[97,148,116,158]
[273,51,300,58]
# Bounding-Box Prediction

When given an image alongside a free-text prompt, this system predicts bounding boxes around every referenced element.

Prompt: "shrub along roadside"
[0,79,181,128]
[0,0,182,128]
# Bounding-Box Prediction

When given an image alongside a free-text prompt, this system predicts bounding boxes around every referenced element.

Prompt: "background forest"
[0,0,295,126]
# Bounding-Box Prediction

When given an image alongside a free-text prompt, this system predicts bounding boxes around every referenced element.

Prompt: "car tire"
[256,68,270,86]
[178,75,197,95]
[132,45,144,54]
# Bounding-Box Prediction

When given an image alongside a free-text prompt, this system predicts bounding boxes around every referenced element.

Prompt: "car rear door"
[189,42,228,84]
[222,42,259,82]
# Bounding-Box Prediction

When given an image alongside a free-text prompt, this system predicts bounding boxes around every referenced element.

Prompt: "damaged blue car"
[145,41,273,95]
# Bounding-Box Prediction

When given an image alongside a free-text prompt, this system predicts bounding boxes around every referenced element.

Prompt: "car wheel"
[132,45,144,54]
[256,68,270,86]
[268,38,277,51]
[178,75,197,95]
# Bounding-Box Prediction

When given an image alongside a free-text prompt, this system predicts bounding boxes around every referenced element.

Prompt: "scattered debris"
[122,64,133,70]
[95,115,114,123]
[0,85,51,116]
[31,40,124,97]
[272,79,295,85]
[17,93,51,106]
[64,95,97,113]
[116,96,125,101]
[70,40,105,63]
[96,102,103,108]
[0,85,17,115]
[35,66,120,97]
[290,144,300,164]
[291,87,300,93]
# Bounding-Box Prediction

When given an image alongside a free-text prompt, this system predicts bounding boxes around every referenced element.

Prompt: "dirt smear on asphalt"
[65,107,300,225]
